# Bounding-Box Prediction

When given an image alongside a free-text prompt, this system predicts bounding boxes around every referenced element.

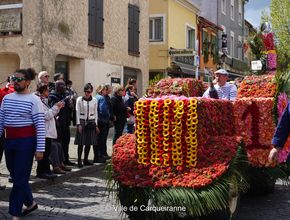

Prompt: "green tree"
[271,0,290,71]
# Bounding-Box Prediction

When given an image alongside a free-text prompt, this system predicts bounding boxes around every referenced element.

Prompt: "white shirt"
[203,82,237,101]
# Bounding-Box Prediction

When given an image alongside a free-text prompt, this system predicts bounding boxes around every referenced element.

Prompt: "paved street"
[1,170,290,220]
[0,170,125,220]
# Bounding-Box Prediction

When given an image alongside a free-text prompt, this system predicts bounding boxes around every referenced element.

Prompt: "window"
[149,17,163,42]
[211,34,217,53]
[230,0,234,20]
[186,26,195,49]
[202,30,208,54]
[128,4,140,55]
[0,3,23,36]
[238,0,242,25]
[88,0,104,47]
[221,0,226,15]
[230,31,235,57]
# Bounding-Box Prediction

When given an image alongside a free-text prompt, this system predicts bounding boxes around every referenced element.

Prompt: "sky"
[245,0,271,28]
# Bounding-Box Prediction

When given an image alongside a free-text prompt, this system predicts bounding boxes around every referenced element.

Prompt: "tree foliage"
[271,0,290,71]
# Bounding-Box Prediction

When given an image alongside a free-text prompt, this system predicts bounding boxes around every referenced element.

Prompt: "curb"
[0,163,106,200]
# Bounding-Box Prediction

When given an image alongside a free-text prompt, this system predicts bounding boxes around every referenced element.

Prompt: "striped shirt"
[0,93,45,152]
[203,82,237,101]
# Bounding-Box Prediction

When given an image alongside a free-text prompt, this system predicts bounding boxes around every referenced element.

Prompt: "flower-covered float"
[236,73,290,194]
[110,97,247,220]
[108,74,289,220]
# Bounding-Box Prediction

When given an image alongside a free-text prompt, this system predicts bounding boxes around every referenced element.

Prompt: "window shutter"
[88,0,97,44]
[128,4,134,53]
[96,0,104,45]
[133,5,140,54]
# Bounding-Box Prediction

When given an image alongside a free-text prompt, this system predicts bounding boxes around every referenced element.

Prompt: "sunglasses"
[11,76,26,82]
[85,91,92,94]
[44,75,50,78]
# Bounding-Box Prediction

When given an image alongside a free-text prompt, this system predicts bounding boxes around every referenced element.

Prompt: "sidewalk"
[0,128,114,199]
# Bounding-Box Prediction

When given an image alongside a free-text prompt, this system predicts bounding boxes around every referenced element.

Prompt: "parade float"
[107,73,289,220]
[107,20,290,220]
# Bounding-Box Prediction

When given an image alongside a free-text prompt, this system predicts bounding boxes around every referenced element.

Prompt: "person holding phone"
[0,68,45,219]
[35,84,65,179]
[49,80,74,166]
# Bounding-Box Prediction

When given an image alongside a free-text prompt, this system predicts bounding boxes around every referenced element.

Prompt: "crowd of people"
[0,68,138,219]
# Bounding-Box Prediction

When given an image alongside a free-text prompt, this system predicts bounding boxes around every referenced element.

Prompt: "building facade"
[149,0,199,80]
[194,0,248,78]
[0,0,149,95]
[197,16,223,82]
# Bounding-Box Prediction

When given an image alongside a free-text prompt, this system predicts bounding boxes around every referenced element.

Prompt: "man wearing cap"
[202,69,237,101]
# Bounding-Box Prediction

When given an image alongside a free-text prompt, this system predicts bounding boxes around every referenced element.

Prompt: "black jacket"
[111,95,127,124]
[48,92,73,127]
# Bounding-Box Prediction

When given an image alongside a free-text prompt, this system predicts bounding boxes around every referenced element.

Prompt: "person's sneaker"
[0,184,6,190]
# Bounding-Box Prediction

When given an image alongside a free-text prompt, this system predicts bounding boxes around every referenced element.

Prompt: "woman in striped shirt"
[0,68,45,220]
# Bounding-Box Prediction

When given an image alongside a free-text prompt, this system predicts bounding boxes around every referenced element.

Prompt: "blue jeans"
[5,137,36,217]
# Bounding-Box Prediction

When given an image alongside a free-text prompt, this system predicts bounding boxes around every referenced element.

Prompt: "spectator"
[202,69,237,101]
[0,76,14,190]
[66,80,78,126]
[105,84,114,126]
[49,73,64,92]
[49,80,74,166]
[111,85,128,145]
[50,140,71,174]
[38,71,50,86]
[0,68,45,219]
[124,85,138,134]
[127,78,137,88]
[35,84,64,179]
[94,84,110,163]
[75,83,100,167]
[269,102,290,162]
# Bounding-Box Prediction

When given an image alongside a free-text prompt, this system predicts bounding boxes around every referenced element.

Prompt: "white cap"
[214,69,229,75]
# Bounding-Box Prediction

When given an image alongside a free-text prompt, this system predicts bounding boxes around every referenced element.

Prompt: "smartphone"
[61,96,70,102]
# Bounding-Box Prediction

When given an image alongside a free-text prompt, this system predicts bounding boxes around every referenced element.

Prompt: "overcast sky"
[245,0,271,28]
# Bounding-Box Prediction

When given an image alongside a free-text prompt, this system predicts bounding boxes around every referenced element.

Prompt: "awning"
[172,61,196,76]
[227,71,245,77]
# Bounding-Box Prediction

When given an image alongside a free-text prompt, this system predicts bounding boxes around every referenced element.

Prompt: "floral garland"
[135,97,199,168]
